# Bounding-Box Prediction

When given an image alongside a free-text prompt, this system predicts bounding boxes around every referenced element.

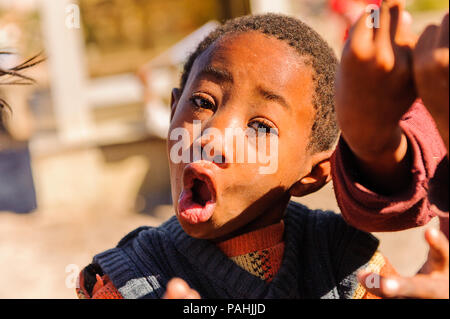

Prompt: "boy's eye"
[190,94,216,111]
[248,120,278,135]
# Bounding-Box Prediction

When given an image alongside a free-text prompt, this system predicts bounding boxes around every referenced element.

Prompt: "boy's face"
[168,31,318,240]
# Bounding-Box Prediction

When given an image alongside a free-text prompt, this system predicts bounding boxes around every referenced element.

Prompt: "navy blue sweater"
[93,201,379,299]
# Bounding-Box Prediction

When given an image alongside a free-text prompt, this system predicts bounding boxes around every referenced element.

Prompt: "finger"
[358,271,448,299]
[384,0,405,10]
[376,1,399,42]
[424,228,449,271]
[348,9,376,60]
[185,289,201,299]
[357,271,401,298]
[163,278,191,299]
[413,24,439,62]
[437,13,449,48]
[389,275,449,299]
[374,2,396,69]
[397,11,418,47]
[391,1,417,46]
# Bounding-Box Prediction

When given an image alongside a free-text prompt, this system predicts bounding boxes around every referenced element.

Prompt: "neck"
[211,194,291,243]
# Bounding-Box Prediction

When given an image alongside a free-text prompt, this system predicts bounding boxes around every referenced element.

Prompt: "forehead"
[188,31,315,98]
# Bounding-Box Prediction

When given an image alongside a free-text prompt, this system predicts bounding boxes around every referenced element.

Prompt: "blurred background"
[0,0,447,298]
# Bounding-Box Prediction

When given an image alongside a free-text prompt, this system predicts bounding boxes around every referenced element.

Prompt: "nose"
[193,116,238,166]
[196,129,228,166]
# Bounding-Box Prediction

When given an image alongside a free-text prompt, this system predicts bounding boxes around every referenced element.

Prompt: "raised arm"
[332,0,448,236]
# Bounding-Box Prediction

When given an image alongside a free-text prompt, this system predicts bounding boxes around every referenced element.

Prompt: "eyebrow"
[198,66,234,83]
[256,86,290,110]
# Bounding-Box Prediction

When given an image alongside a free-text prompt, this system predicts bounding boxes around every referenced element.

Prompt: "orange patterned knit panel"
[216,221,285,282]
[229,244,284,282]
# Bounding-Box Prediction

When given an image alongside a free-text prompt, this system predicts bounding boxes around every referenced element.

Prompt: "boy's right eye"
[189,93,216,111]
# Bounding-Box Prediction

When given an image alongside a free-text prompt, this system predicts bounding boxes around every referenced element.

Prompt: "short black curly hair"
[180,13,339,153]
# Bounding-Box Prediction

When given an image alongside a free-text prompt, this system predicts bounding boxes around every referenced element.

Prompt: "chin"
[177,216,218,239]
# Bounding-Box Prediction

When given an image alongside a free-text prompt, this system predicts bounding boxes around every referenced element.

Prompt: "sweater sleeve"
[76,263,123,299]
[331,100,449,238]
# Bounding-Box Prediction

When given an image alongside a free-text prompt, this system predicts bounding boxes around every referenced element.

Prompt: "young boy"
[76,13,397,299]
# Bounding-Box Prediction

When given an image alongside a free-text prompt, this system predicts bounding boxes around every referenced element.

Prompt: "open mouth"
[191,178,212,206]
[177,163,217,225]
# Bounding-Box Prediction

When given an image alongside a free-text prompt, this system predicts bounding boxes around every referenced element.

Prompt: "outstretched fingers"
[358,271,449,299]
[163,278,201,299]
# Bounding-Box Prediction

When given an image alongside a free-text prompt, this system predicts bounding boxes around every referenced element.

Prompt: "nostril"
[199,145,228,166]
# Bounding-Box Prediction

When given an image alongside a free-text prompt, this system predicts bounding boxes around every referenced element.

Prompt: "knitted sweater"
[77,221,286,299]
[79,201,384,299]
[215,221,285,283]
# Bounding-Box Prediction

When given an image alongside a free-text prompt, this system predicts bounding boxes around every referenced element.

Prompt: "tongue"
[178,189,215,224]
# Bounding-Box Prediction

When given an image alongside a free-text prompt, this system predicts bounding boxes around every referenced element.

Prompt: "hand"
[163,278,201,299]
[413,13,449,152]
[335,0,416,194]
[357,228,449,299]
[336,0,415,157]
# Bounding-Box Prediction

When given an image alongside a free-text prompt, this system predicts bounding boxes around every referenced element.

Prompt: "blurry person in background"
[0,12,35,141]
[330,0,381,41]
[329,0,413,42]
[0,51,42,214]
[0,10,39,214]
[330,0,382,24]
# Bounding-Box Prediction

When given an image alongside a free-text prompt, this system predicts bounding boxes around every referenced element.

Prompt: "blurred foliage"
[406,0,449,11]
[80,0,249,77]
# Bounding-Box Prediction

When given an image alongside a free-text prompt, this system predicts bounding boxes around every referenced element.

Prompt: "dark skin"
[336,0,449,299]
[167,31,332,241]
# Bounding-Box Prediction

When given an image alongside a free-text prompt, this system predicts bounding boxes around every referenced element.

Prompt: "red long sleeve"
[331,100,449,238]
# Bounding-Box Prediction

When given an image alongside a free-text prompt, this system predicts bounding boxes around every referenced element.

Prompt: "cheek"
[276,136,310,183]
[170,102,192,130]
[220,164,287,204]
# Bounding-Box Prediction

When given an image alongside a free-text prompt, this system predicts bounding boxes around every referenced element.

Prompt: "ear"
[289,152,333,197]
[170,88,181,121]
